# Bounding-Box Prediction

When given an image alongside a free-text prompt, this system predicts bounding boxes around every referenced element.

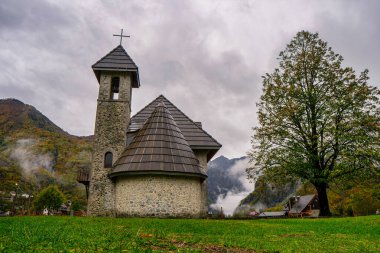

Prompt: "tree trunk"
[314,182,331,216]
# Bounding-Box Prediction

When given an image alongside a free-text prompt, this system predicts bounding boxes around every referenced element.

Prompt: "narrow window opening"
[104,152,113,168]
[111,77,120,100]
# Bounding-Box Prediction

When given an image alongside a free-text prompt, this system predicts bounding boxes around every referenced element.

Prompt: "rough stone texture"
[194,150,208,170]
[87,71,132,216]
[115,175,203,217]
[194,150,209,214]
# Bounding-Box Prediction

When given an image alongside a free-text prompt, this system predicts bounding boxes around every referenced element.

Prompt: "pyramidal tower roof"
[110,102,206,179]
[92,45,140,88]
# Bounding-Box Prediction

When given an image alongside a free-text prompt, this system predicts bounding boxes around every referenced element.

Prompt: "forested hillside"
[237,173,380,216]
[0,98,92,210]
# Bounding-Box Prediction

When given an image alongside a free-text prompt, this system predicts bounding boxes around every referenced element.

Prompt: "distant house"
[288,194,319,217]
[258,211,287,218]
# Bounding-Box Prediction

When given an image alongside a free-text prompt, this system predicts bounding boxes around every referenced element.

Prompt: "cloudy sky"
[1,0,379,158]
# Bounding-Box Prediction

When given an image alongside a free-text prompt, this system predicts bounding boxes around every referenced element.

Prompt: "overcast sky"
[1,0,379,159]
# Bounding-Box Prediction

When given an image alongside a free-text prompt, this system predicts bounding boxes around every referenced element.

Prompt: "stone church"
[84,44,221,217]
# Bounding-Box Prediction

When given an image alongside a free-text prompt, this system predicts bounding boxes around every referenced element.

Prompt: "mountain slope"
[0,98,68,136]
[0,98,92,209]
[235,177,299,214]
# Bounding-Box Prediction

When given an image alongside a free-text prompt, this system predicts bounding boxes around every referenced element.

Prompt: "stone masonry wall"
[115,175,203,217]
[194,150,209,215]
[87,71,132,216]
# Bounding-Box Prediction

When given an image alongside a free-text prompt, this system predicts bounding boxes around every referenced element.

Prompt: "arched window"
[104,152,113,168]
[111,77,120,100]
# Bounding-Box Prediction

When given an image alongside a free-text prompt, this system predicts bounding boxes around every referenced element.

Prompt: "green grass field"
[0,216,379,252]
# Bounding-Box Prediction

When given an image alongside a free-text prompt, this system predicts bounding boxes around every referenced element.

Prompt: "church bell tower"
[87,40,140,216]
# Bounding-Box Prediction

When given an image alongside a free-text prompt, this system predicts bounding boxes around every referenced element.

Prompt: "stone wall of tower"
[194,150,209,216]
[87,71,132,216]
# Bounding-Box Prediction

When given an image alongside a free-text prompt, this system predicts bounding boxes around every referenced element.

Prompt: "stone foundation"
[194,150,209,215]
[115,175,205,218]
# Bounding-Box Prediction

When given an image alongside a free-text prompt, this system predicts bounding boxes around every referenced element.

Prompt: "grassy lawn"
[0,216,379,252]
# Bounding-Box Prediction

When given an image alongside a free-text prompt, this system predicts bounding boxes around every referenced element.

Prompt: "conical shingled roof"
[92,45,140,88]
[128,95,221,160]
[110,102,206,179]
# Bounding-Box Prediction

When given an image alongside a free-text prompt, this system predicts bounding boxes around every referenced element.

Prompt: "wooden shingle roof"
[110,102,206,179]
[128,95,221,160]
[92,45,140,88]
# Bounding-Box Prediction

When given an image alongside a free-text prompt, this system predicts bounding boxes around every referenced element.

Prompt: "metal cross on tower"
[113,29,130,45]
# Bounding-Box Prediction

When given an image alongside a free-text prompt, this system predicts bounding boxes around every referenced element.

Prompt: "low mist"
[10,139,54,175]
[210,157,254,215]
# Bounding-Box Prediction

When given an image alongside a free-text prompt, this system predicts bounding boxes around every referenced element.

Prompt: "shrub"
[33,185,66,214]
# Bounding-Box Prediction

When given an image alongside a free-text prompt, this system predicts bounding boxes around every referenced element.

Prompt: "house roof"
[128,95,221,161]
[289,194,317,214]
[110,102,206,179]
[92,45,140,88]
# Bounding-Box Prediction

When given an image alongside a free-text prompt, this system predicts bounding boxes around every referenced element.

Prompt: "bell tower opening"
[111,77,120,100]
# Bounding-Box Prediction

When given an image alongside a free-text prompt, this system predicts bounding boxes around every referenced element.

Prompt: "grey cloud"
[315,1,380,84]
[0,0,68,28]
[1,0,379,158]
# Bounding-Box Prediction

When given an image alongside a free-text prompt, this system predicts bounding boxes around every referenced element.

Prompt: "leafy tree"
[248,31,380,216]
[70,199,83,211]
[33,185,66,214]
[328,176,380,216]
